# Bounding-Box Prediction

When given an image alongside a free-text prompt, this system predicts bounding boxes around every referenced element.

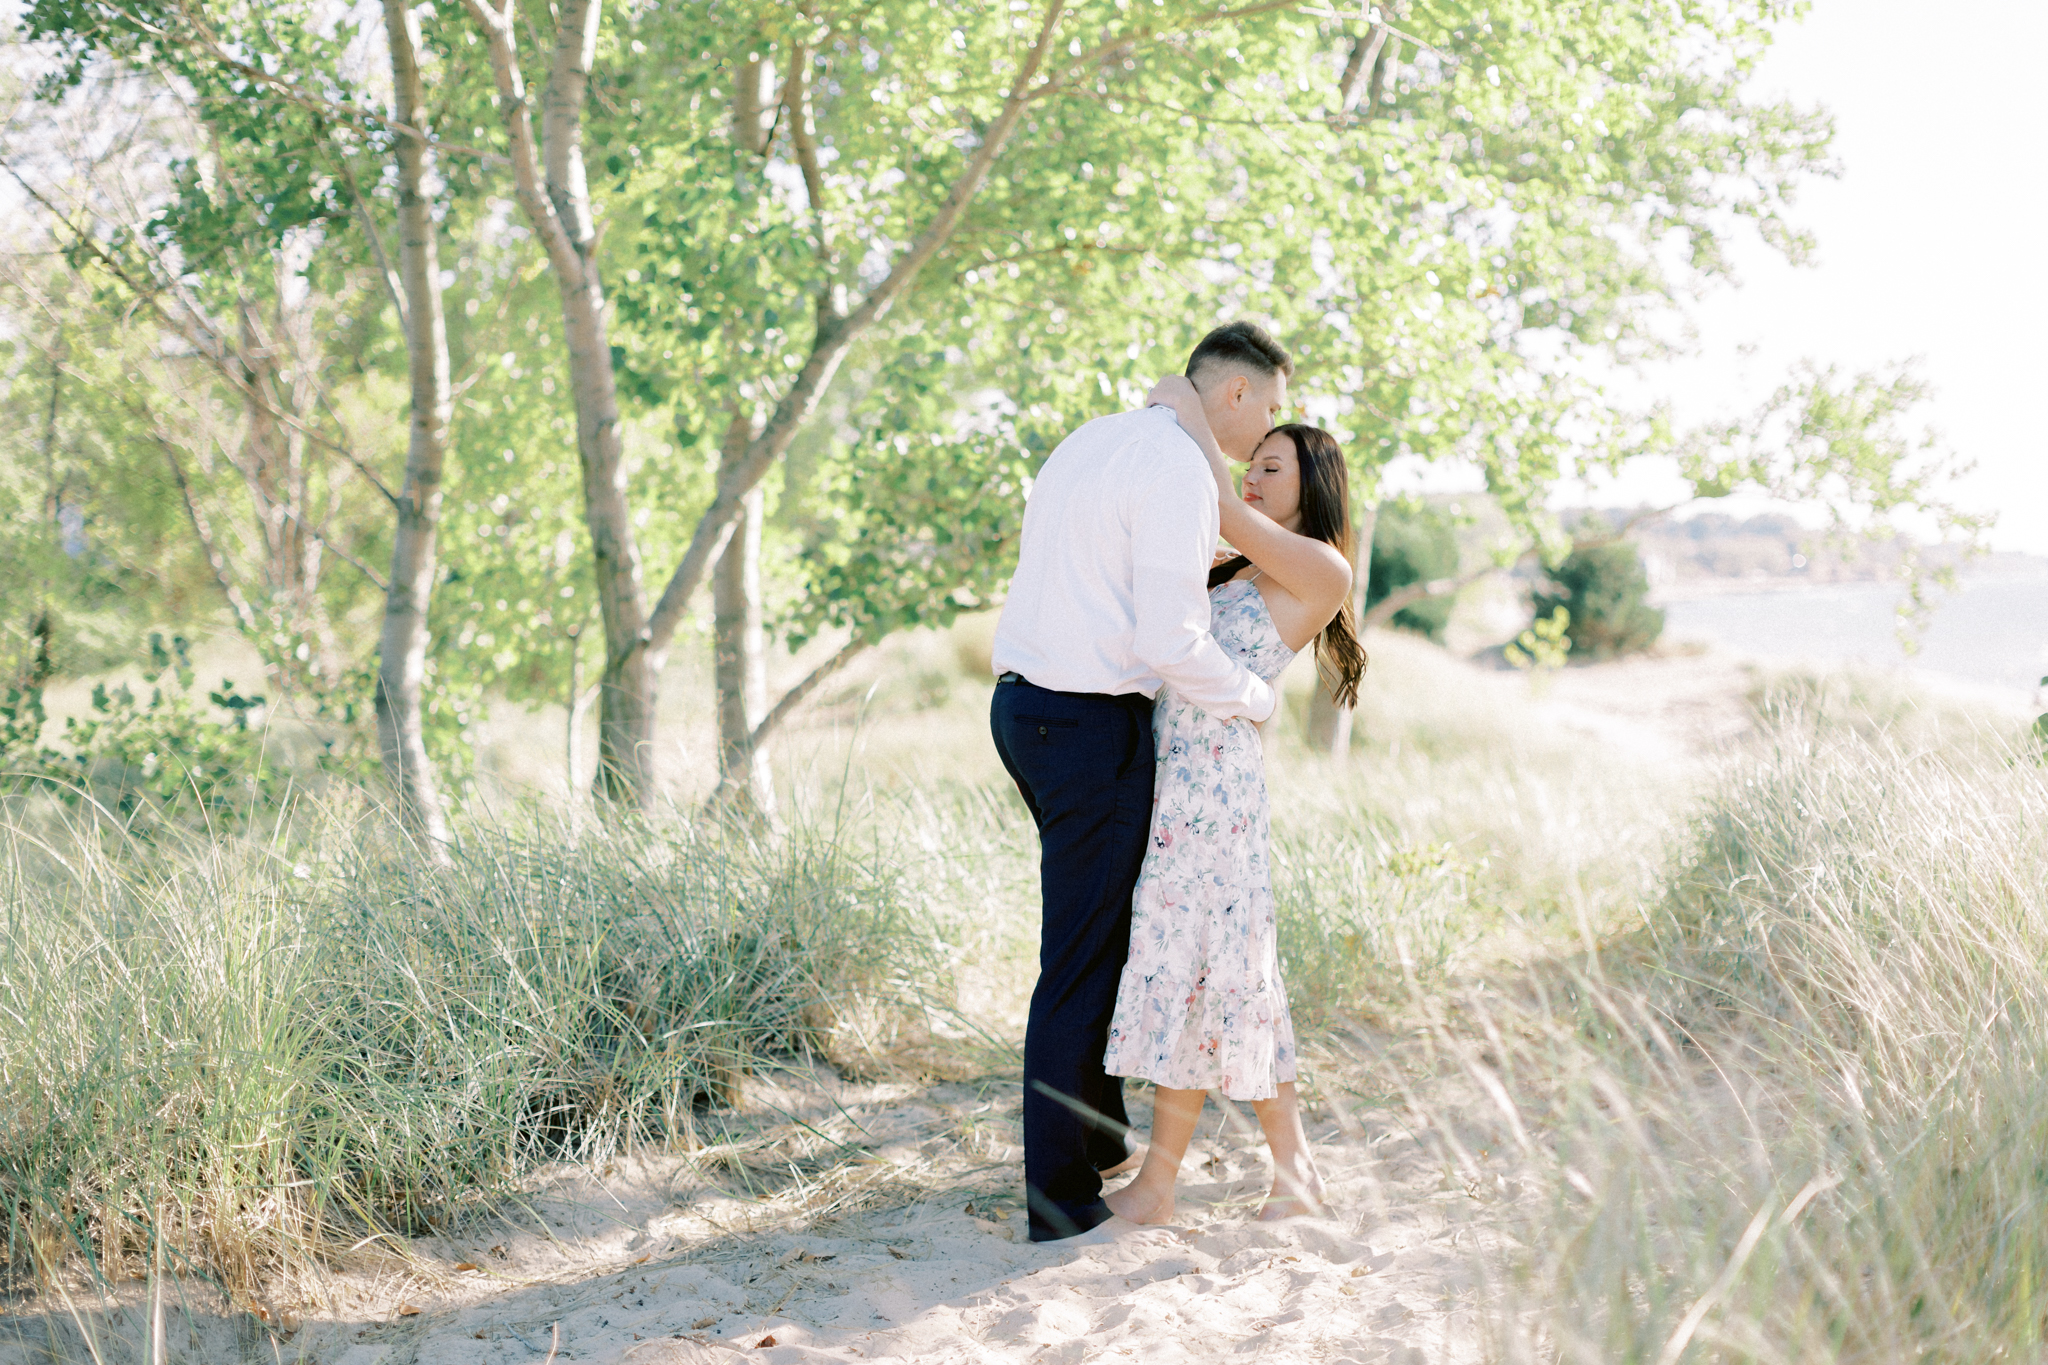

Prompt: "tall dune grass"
[0,803,952,1305]
[1270,628,1684,1022]
[1474,686,2048,1362]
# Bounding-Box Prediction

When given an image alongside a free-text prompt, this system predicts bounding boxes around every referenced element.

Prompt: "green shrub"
[1367,500,1460,641]
[1531,541,1664,659]
[0,633,284,825]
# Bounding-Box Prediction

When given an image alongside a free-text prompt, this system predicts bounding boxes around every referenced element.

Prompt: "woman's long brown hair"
[1207,424,1369,708]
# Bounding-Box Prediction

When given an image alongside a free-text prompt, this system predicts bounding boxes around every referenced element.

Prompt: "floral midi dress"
[1104,576,1299,1102]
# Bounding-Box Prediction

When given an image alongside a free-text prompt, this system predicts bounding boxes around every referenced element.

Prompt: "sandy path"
[307,1074,1494,1365]
[0,1066,1510,1365]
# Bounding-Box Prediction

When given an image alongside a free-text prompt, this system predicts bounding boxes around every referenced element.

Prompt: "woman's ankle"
[1107,1177,1178,1224]
[1265,1156,1324,1203]
[1131,1154,1181,1193]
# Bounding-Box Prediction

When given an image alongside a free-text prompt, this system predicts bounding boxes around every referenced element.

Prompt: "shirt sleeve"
[1129,448,1278,724]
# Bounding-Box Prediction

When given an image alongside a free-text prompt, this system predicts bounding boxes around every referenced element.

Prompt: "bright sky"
[1571,0,2048,553]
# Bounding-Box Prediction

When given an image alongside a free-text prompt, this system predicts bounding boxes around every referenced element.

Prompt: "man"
[989,320,1294,1241]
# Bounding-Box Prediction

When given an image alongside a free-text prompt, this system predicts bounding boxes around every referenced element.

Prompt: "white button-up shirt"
[991,407,1277,723]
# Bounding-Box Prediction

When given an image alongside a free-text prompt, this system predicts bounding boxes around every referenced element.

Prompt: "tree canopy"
[0,0,1982,811]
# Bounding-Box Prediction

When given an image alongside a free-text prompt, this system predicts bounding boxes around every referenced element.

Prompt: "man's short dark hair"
[1185,321,1293,385]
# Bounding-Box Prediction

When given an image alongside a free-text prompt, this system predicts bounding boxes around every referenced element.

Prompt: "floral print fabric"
[1104,578,1299,1101]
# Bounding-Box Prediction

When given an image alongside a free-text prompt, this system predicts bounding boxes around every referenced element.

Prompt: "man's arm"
[1130,448,1277,723]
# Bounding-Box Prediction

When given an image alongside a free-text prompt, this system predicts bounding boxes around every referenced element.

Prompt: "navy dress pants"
[990,676,1154,1241]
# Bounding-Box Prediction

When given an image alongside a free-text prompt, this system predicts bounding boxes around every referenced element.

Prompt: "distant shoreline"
[1650,570,2048,699]
[1652,555,2048,605]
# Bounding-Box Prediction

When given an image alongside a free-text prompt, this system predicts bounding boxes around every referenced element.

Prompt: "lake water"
[1659,571,2048,698]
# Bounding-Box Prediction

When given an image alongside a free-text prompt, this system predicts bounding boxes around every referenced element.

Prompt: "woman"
[1102,375,1367,1225]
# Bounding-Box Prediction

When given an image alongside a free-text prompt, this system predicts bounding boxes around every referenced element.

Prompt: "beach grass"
[0,797,961,1307]
[1454,680,2048,1362]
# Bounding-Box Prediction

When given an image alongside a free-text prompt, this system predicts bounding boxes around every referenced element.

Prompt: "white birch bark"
[711,485,774,822]
[373,0,453,852]
[462,0,659,808]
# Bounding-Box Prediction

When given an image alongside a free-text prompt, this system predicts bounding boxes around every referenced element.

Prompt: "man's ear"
[1224,373,1250,409]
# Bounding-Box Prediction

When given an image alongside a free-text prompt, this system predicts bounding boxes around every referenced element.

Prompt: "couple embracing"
[989,321,1368,1243]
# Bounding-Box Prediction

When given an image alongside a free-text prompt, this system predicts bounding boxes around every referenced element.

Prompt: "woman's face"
[1241,431,1303,531]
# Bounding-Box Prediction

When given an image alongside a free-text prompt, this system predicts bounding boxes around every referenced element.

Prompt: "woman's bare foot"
[1256,1159,1327,1221]
[1105,1178,1178,1226]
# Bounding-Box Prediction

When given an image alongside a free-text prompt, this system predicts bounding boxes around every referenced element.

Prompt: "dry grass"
[0,798,960,1312]
[1400,679,2048,1362]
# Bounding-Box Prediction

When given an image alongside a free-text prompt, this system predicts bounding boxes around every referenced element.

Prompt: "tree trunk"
[372,0,453,854]
[711,485,774,822]
[565,228,658,808]
[1305,502,1377,757]
[462,0,658,810]
[544,1,656,809]
[733,52,776,155]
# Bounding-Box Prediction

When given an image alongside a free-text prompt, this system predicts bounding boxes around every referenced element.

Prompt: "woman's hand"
[1147,375,1235,499]
[1147,374,1204,426]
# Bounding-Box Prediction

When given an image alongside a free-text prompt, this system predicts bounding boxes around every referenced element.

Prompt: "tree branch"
[5,155,398,508]
[1585,502,1685,546]
[1030,0,1303,101]
[783,30,849,336]
[749,636,870,751]
[1360,562,1502,630]
[327,133,408,332]
[154,428,260,634]
[0,157,226,362]
[1363,33,1399,118]
[706,635,872,808]
[1297,3,1442,61]
[643,1,1072,666]
[460,0,585,281]
[1334,24,1389,113]
[784,36,832,267]
[541,0,601,250]
[311,387,401,508]
[278,505,389,592]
